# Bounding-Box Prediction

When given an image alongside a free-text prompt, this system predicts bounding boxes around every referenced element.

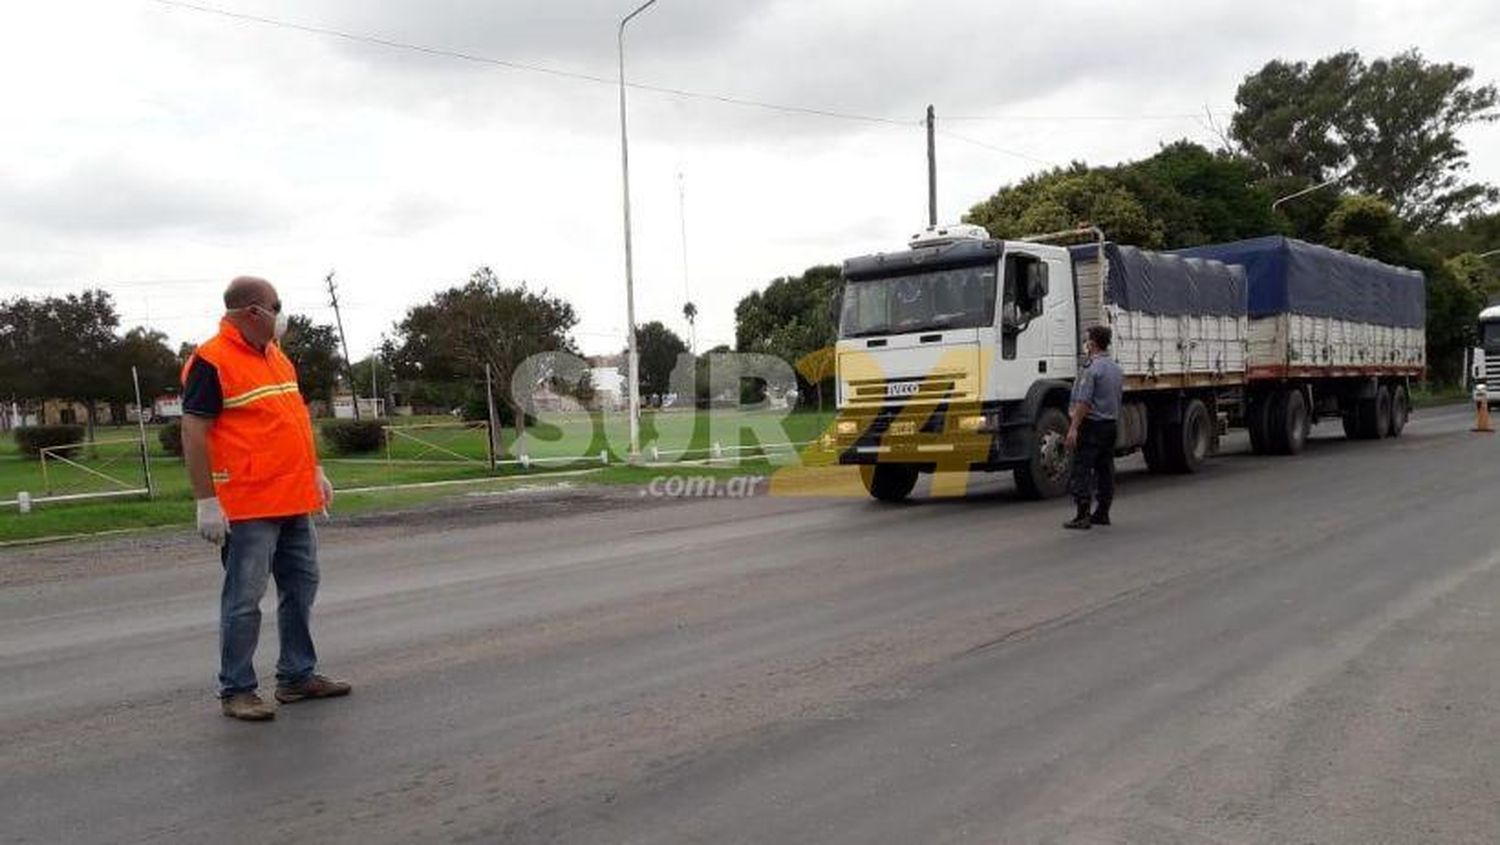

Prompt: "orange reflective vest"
[182,319,321,521]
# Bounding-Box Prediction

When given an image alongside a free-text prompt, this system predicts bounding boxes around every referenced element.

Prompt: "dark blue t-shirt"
[182,357,223,418]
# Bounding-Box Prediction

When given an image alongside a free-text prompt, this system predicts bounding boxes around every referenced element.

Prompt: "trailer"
[830,226,1426,502]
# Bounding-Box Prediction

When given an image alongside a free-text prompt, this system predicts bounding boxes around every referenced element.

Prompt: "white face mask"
[273,309,289,341]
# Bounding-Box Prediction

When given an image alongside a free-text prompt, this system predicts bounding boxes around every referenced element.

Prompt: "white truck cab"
[832,225,1092,500]
[1475,304,1500,399]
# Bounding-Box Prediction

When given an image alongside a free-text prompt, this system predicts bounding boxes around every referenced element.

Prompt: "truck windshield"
[840,265,997,338]
[1484,321,1500,349]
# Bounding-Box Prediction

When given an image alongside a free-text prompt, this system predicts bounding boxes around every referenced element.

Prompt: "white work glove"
[196,497,230,546]
[316,466,334,516]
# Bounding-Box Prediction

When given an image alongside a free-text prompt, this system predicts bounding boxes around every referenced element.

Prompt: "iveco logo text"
[886,382,921,398]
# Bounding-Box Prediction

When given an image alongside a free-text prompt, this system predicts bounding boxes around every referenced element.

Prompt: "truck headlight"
[836,419,859,435]
[956,415,986,433]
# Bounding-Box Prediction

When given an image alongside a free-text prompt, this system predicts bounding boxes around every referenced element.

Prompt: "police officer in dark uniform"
[1065,325,1125,530]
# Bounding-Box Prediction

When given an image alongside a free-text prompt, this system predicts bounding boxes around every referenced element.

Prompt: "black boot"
[1090,501,1111,526]
[1063,502,1092,530]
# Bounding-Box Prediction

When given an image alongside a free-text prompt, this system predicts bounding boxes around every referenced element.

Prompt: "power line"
[943,111,1233,122]
[937,130,1058,168]
[147,0,918,128]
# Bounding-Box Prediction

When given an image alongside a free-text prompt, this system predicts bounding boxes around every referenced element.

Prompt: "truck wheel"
[1390,384,1410,437]
[1164,399,1212,473]
[1269,388,1309,455]
[1014,407,1071,499]
[1374,385,1393,439]
[1246,394,1271,455]
[860,464,918,502]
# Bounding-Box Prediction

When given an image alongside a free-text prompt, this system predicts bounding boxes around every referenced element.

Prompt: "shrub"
[14,425,86,458]
[159,420,183,456]
[321,419,385,455]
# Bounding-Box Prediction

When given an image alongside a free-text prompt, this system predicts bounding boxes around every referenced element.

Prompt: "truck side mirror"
[828,290,843,332]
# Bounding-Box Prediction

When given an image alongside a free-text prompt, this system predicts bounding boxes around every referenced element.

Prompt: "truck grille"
[846,374,966,405]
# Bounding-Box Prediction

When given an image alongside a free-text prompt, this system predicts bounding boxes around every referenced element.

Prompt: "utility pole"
[926,104,937,226]
[370,352,379,416]
[678,170,695,353]
[325,270,361,421]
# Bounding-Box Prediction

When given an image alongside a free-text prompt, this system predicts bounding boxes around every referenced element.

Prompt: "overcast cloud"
[2,0,1497,357]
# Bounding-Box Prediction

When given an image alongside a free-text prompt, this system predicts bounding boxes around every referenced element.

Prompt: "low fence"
[3,417,831,513]
[1,435,154,513]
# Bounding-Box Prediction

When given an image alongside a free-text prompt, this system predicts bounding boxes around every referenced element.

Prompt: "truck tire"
[1014,407,1071,500]
[1163,399,1212,473]
[1390,384,1410,437]
[860,464,918,502]
[1374,385,1393,439]
[1246,394,1272,455]
[1269,388,1309,455]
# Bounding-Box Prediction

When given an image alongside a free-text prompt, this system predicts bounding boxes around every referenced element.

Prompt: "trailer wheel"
[1014,407,1071,499]
[1246,393,1272,455]
[1374,385,1393,439]
[1163,399,1212,473]
[860,464,918,502]
[1269,388,1310,455]
[1389,384,1410,437]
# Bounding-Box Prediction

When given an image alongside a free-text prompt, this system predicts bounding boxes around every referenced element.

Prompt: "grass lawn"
[0,407,836,543]
[1411,383,1472,407]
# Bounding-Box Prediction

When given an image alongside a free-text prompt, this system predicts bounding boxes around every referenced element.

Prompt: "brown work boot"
[275,674,352,704]
[221,692,276,721]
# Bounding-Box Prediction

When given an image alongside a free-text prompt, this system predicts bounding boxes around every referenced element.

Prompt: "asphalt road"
[4,404,1499,844]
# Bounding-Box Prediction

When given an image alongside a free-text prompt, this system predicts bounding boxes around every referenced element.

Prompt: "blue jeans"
[218,514,320,696]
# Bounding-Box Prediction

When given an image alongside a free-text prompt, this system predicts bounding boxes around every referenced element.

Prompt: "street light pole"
[1271,173,1345,213]
[619,0,657,463]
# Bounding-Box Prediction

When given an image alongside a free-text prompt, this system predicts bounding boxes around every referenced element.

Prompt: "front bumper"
[829,402,1032,469]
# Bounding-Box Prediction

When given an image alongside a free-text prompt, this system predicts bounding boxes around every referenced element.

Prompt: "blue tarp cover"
[1172,235,1425,328]
[1068,243,1246,317]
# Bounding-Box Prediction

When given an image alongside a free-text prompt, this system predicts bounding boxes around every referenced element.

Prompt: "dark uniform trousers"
[1069,418,1117,510]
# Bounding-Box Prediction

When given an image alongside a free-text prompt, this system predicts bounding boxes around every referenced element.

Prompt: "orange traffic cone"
[1475,387,1494,433]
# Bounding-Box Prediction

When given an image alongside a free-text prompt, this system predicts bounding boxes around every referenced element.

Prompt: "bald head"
[224,276,277,311]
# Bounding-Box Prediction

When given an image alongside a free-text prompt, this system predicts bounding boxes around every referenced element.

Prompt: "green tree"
[279,315,343,404]
[965,143,1283,249]
[1321,195,1414,263]
[965,164,1163,246]
[385,267,580,446]
[619,321,688,405]
[1232,49,1499,227]
[734,265,843,406]
[13,291,120,438]
[1445,252,1500,300]
[112,327,180,418]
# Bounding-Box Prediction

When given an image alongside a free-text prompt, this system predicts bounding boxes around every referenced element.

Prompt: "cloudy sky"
[3,0,1497,358]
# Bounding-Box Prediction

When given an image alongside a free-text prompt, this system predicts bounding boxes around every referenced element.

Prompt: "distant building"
[332,393,385,419]
[587,354,626,411]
